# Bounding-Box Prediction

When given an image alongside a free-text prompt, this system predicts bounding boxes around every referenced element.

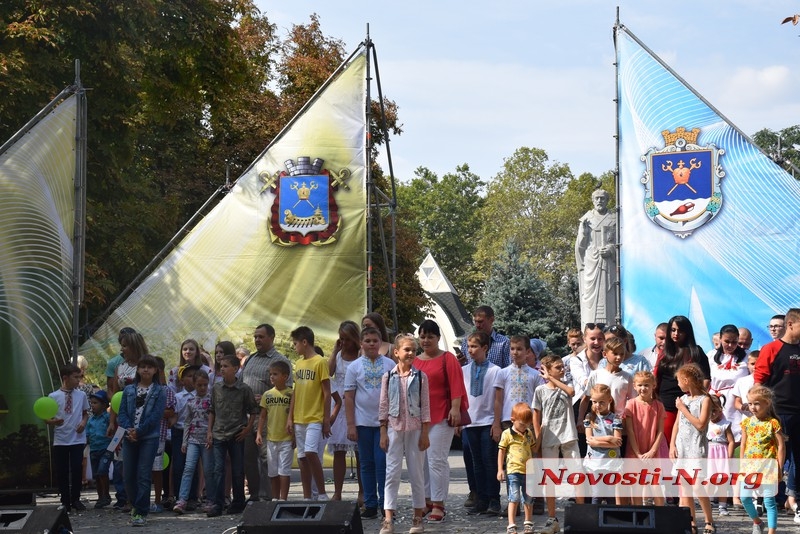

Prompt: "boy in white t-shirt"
[46,363,90,512]
[534,355,581,532]
[345,327,395,518]
[579,338,634,420]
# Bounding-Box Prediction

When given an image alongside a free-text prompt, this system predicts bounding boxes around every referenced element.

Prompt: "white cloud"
[722,65,792,105]
[256,0,800,182]
[381,58,614,181]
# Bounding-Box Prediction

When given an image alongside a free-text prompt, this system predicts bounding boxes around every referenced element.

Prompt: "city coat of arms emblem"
[641,127,725,238]
[260,157,350,246]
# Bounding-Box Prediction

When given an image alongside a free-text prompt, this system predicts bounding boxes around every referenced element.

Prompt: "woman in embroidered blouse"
[412,319,467,522]
[708,324,749,443]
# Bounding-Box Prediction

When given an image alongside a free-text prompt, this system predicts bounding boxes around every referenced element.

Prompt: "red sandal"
[426,504,446,522]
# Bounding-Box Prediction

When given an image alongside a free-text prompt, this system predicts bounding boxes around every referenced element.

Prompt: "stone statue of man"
[575,189,618,326]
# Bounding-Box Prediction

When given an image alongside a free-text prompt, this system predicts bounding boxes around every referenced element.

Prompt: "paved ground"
[34,452,799,533]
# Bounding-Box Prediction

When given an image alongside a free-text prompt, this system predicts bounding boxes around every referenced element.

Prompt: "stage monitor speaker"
[0,493,35,507]
[238,500,363,534]
[563,503,692,534]
[0,505,72,533]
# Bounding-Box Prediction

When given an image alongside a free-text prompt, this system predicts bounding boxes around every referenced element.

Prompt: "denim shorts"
[90,449,114,478]
[507,473,533,505]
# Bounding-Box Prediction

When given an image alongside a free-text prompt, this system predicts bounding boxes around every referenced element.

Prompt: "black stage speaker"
[0,506,72,533]
[563,503,692,534]
[238,500,363,534]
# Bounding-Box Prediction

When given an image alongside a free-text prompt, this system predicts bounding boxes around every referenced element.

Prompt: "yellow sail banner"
[81,49,367,361]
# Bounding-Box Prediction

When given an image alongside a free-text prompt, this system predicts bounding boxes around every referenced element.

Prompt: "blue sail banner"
[616,25,800,350]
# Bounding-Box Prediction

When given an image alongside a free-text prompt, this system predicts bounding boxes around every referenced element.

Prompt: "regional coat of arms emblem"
[259,157,351,246]
[640,127,725,238]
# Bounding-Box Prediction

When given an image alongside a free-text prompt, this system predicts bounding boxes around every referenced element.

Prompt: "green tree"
[368,107,428,332]
[753,125,800,178]
[475,147,573,287]
[476,147,616,338]
[397,164,485,309]
[275,13,345,128]
[1,6,428,330]
[2,0,280,315]
[483,241,562,350]
[370,192,430,333]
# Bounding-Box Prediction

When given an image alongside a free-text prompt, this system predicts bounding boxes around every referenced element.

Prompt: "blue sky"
[257,0,800,183]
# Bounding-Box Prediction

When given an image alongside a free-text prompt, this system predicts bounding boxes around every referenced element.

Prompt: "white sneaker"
[794,508,800,524]
[315,494,329,502]
[752,521,765,534]
[539,517,559,534]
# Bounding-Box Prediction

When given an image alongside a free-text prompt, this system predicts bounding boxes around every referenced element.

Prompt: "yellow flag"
[82,49,367,360]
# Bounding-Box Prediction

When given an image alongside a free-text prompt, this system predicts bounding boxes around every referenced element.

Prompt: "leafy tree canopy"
[475,147,573,287]
[397,164,485,309]
[1,5,424,332]
[753,125,800,178]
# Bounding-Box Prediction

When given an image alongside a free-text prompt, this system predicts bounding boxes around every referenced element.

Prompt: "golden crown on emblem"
[296,182,312,200]
[662,127,700,146]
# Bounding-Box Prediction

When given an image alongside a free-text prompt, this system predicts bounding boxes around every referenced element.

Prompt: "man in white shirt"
[639,323,667,369]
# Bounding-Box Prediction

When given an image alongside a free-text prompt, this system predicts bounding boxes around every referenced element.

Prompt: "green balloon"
[111,391,123,414]
[33,396,58,419]
[163,452,170,469]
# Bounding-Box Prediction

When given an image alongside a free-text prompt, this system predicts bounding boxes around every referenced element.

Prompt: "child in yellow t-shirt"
[256,360,294,501]
[287,326,332,500]
[498,403,537,534]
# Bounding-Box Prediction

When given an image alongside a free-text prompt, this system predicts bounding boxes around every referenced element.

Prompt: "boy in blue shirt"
[86,390,113,508]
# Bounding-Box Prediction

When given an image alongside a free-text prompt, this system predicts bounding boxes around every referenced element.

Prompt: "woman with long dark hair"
[655,315,710,441]
[167,339,212,392]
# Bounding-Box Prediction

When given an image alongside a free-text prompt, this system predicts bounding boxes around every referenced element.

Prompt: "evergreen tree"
[483,240,563,352]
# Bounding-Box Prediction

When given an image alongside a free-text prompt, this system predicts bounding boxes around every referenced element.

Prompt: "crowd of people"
[44,307,800,534]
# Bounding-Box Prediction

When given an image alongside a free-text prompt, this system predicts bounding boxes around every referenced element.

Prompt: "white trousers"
[423,421,454,502]
[384,427,426,511]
